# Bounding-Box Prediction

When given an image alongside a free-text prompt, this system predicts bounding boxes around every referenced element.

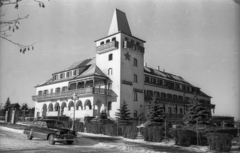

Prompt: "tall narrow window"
[134,74,138,83]
[108,68,112,75]
[134,58,137,67]
[134,93,138,101]
[108,102,112,110]
[109,54,113,61]
[168,107,172,114]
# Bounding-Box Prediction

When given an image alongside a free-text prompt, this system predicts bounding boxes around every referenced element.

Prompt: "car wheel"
[48,134,55,145]
[66,141,73,144]
[27,133,33,140]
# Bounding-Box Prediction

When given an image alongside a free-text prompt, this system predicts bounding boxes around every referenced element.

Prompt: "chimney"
[157,66,160,71]
[144,63,147,67]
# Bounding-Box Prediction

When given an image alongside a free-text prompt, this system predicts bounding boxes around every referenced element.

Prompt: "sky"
[0,0,239,120]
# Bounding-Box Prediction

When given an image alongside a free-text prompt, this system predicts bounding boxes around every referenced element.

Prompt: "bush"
[119,125,138,139]
[174,130,196,146]
[215,128,238,137]
[144,126,163,142]
[206,132,233,152]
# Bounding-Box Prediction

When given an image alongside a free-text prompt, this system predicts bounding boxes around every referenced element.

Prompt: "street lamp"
[72,93,78,131]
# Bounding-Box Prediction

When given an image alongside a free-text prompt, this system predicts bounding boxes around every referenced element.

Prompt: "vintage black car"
[23,119,77,145]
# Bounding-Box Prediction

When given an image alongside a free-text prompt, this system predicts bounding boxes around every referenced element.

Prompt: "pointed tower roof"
[108,9,132,36]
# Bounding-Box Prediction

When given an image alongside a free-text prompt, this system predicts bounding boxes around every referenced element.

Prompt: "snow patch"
[0,126,23,134]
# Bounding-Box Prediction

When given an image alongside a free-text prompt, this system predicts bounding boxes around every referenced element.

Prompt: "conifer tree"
[4,97,11,110]
[183,95,209,126]
[147,96,165,123]
[115,101,131,120]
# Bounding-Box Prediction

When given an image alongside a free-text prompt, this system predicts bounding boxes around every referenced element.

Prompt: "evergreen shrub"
[143,126,163,142]
[174,129,196,146]
[206,132,233,152]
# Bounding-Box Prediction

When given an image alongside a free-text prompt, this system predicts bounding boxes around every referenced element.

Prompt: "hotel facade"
[33,9,215,123]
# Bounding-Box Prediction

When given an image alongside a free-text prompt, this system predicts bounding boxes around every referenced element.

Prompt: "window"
[147,90,153,96]
[60,73,64,79]
[54,75,58,80]
[180,108,183,114]
[168,107,172,114]
[112,37,116,41]
[145,76,150,82]
[66,72,70,77]
[182,85,186,90]
[167,94,172,99]
[134,110,137,118]
[154,91,160,97]
[175,84,180,89]
[100,41,104,45]
[108,68,112,75]
[134,58,137,67]
[109,54,113,61]
[108,102,112,110]
[178,96,183,100]
[55,87,61,93]
[136,42,139,46]
[134,93,138,101]
[151,78,156,83]
[161,92,166,98]
[173,95,178,99]
[44,90,48,95]
[73,70,77,76]
[38,91,42,95]
[157,79,163,85]
[134,74,138,83]
[106,39,110,43]
[131,40,135,44]
[125,37,129,41]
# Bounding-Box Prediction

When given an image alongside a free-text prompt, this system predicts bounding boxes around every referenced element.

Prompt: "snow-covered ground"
[1,126,239,153]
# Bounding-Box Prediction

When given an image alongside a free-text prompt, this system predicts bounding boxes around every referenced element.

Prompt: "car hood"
[48,127,73,133]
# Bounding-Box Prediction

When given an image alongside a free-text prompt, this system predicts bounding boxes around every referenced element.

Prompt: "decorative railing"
[123,41,145,54]
[96,41,119,53]
[32,87,112,101]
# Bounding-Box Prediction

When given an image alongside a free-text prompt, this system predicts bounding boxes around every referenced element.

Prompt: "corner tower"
[95,9,146,119]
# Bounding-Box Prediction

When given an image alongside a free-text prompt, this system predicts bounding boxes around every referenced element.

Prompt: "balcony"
[96,41,119,54]
[123,41,145,54]
[32,87,112,102]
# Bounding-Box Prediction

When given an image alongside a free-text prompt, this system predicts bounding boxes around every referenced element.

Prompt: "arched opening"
[68,101,74,111]
[84,100,92,110]
[76,100,83,110]
[42,104,47,118]
[95,100,102,114]
[48,103,53,112]
[61,102,67,116]
[54,103,59,111]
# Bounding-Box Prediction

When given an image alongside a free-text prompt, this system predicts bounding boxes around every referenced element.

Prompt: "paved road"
[0,128,128,153]
[0,124,206,153]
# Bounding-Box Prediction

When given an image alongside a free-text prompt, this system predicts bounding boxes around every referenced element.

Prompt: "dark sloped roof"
[36,57,108,87]
[7,103,20,108]
[144,67,193,86]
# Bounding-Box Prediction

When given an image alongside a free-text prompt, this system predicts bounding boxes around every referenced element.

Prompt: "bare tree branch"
[0,0,48,53]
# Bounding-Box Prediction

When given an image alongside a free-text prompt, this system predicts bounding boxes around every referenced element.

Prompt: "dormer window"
[125,37,128,41]
[100,41,104,45]
[106,39,110,43]
[112,37,116,41]
[66,72,70,77]
[73,70,77,76]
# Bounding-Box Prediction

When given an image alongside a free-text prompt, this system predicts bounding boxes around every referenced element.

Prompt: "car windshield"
[47,121,65,128]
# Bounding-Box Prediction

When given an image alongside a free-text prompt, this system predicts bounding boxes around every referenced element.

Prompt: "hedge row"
[85,123,164,141]
[206,132,233,152]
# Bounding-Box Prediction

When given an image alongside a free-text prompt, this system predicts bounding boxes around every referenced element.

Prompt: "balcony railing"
[96,41,119,53]
[32,87,112,102]
[123,41,145,54]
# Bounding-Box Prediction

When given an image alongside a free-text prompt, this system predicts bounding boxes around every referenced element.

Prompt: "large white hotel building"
[33,9,215,123]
